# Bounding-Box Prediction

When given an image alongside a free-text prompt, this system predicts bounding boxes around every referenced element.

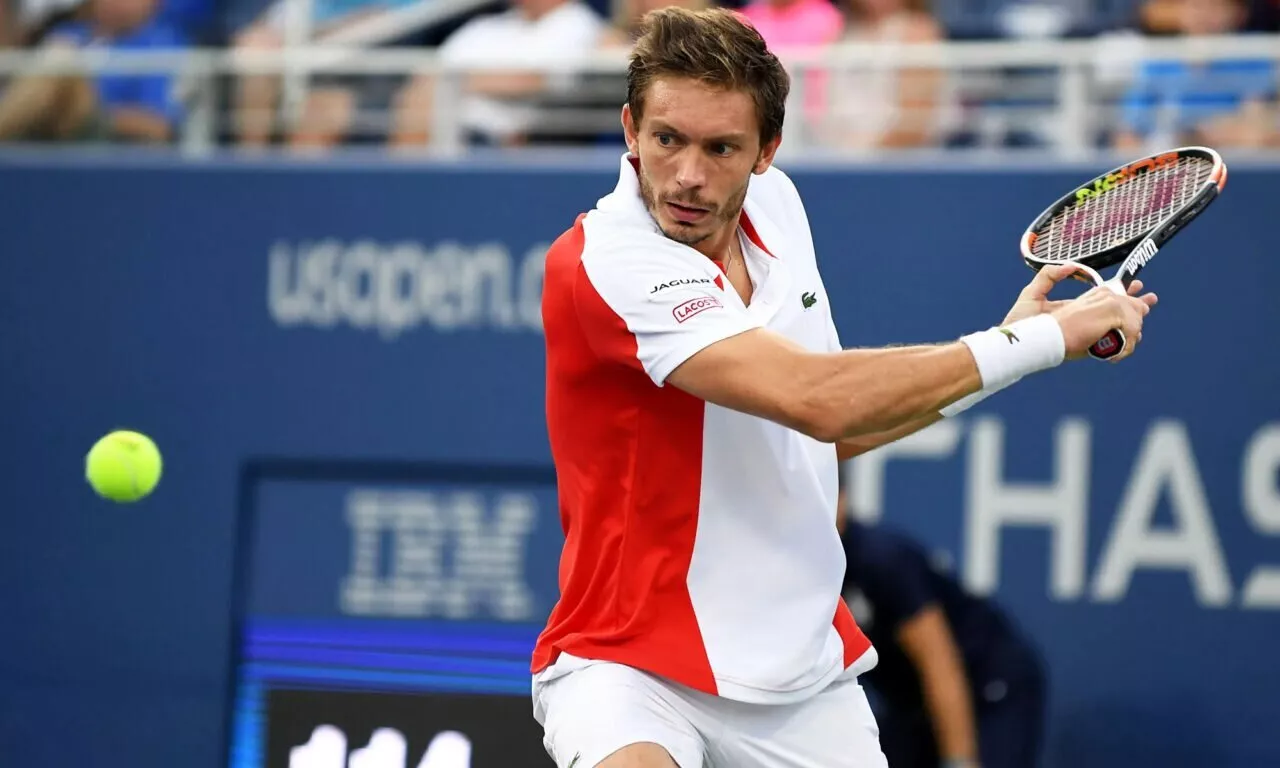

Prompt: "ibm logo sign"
[340,489,539,620]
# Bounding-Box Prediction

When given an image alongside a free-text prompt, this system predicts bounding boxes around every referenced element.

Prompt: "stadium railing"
[0,34,1275,159]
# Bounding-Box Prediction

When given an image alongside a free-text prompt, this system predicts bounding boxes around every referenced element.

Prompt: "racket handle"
[1089,329,1125,360]
[1089,275,1132,360]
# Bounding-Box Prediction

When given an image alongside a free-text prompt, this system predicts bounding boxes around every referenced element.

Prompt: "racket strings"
[1033,156,1212,263]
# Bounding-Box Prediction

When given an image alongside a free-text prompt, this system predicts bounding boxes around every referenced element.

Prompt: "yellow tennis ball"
[85,430,163,503]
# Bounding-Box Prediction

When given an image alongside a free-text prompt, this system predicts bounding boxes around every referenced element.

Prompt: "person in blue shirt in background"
[0,0,186,143]
[1114,0,1276,149]
[837,475,1048,768]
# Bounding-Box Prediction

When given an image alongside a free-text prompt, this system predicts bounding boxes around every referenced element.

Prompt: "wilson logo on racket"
[1073,151,1179,205]
[1127,239,1160,270]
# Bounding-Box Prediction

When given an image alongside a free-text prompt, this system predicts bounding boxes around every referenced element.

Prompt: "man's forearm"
[466,72,545,97]
[899,607,982,765]
[798,343,979,441]
[836,412,942,461]
[922,666,981,765]
[110,108,172,142]
[666,315,1063,446]
[804,312,1064,442]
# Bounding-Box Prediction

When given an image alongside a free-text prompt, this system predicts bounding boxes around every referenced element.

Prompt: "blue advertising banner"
[0,151,1276,768]
[249,471,562,621]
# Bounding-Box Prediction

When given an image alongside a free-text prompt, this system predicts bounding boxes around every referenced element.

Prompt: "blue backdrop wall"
[1,152,1276,768]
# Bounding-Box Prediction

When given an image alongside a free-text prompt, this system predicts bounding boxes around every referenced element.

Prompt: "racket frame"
[1018,146,1227,360]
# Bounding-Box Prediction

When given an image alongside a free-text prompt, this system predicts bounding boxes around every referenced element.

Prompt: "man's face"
[1178,0,1243,35]
[623,77,780,247]
[513,0,562,18]
[96,0,157,32]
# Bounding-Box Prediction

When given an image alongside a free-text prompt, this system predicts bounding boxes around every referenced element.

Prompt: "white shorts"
[532,655,888,768]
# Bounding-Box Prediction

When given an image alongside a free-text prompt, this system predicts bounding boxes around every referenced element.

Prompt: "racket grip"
[1089,329,1125,360]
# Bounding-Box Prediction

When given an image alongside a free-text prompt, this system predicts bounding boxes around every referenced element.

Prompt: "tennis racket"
[1019,146,1227,360]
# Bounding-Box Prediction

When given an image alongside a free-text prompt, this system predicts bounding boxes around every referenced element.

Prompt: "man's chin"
[658,220,711,246]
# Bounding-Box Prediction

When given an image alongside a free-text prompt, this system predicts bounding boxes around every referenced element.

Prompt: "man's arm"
[837,413,941,461]
[667,263,1151,444]
[897,605,982,767]
[667,332,979,443]
[109,107,173,142]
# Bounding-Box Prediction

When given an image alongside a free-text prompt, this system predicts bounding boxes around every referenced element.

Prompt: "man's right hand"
[1050,282,1158,361]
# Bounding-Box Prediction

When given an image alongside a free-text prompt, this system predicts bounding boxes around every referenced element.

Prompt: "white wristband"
[940,314,1065,417]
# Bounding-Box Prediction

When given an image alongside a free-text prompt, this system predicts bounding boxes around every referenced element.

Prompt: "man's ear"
[622,103,639,156]
[754,133,782,175]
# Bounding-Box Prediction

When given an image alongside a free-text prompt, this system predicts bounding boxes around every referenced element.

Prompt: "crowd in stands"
[0,0,1275,150]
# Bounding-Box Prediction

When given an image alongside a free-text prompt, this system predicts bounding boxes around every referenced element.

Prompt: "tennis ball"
[85,430,162,503]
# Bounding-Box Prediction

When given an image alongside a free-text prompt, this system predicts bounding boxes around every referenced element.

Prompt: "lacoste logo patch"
[673,294,722,323]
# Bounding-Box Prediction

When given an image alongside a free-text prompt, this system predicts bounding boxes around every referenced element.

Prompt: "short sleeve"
[575,247,761,386]
[536,5,604,54]
[438,19,493,64]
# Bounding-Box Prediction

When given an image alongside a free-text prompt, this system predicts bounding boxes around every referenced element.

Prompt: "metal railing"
[0,34,1275,159]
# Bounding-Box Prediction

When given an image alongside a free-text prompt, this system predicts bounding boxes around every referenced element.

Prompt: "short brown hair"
[626,7,791,146]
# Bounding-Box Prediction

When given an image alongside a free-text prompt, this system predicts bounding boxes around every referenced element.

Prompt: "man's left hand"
[1001,261,1146,326]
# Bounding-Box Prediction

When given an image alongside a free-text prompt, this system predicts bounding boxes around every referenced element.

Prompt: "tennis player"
[531,7,1156,768]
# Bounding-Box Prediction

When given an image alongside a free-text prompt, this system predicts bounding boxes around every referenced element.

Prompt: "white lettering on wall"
[1242,423,1280,608]
[290,726,472,768]
[269,240,549,338]
[1091,421,1232,607]
[340,489,537,620]
[856,416,1277,610]
[965,417,1089,600]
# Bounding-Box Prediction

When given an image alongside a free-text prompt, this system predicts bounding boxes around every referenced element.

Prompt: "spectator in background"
[818,0,945,150]
[576,0,707,146]
[1,0,85,47]
[1114,0,1276,149]
[739,0,843,140]
[4,0,208,45]
[741,0,844,49]
[386,0,603,148]
[229,0,419,148]
[598,0,706,47]
[0,0,184,143]
[836,478,1048,768]
[1250,0,1280,30]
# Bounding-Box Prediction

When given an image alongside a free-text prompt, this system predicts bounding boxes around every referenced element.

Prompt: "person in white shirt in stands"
[532,7,1156,768]
[388,0,603,148]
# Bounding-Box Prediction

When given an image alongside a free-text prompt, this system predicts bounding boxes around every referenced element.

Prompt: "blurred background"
[0,0,1276,764]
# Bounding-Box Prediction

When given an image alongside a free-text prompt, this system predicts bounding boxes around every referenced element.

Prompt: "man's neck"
[691,216,741,266]
[518,0,564,21]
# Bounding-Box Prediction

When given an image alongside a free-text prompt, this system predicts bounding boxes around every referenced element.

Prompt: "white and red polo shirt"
[531,154,874,705]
